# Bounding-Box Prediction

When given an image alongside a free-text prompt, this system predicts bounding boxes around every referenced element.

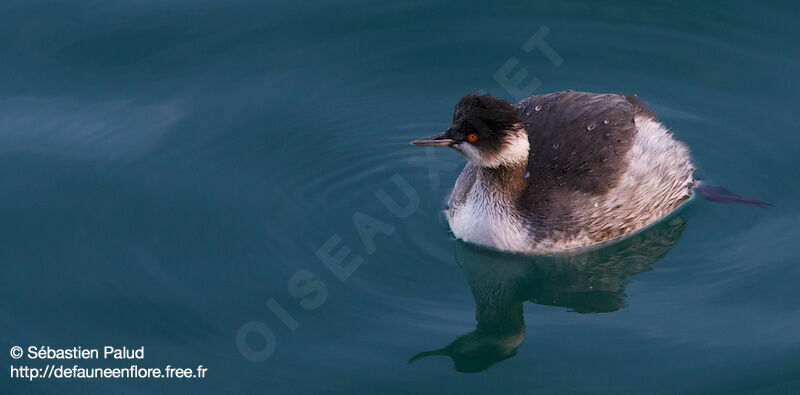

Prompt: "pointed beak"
[410,132,455,147]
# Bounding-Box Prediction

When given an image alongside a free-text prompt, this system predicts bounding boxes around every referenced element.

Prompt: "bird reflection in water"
[409,215,687,373]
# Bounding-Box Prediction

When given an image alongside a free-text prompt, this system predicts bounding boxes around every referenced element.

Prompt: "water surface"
[1,1,799,393]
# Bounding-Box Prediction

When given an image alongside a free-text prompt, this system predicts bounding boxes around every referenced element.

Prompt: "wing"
[516,90,639,195]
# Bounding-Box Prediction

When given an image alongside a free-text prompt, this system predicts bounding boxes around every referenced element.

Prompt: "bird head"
[411,94,529,168]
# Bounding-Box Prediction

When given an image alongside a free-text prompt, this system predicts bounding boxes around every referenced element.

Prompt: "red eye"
[466,133,479,142]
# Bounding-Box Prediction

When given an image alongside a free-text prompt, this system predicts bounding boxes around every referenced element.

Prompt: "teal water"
[2,1,799,394]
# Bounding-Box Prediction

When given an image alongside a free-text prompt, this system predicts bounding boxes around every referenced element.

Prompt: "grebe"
[411,91,765,255]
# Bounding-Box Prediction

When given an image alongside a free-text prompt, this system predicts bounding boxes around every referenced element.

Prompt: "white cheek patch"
[460,143,483,163]
[462,126,530,168]
[485,131,530,168]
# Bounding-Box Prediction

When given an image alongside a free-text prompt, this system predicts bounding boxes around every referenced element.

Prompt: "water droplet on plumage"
[594,203,599,208]
[552,143,559,149]
[534,104,542,111]
[524,171,530,179]
[587,123,596,131]
[603,119,610,124]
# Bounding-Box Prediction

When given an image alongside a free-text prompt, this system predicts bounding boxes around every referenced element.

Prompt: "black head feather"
[443,94,522,162]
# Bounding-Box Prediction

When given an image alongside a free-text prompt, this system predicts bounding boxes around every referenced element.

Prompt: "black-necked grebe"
[411,91,766,254]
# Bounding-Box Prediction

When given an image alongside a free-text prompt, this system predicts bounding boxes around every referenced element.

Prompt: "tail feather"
[695,184,771,208]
